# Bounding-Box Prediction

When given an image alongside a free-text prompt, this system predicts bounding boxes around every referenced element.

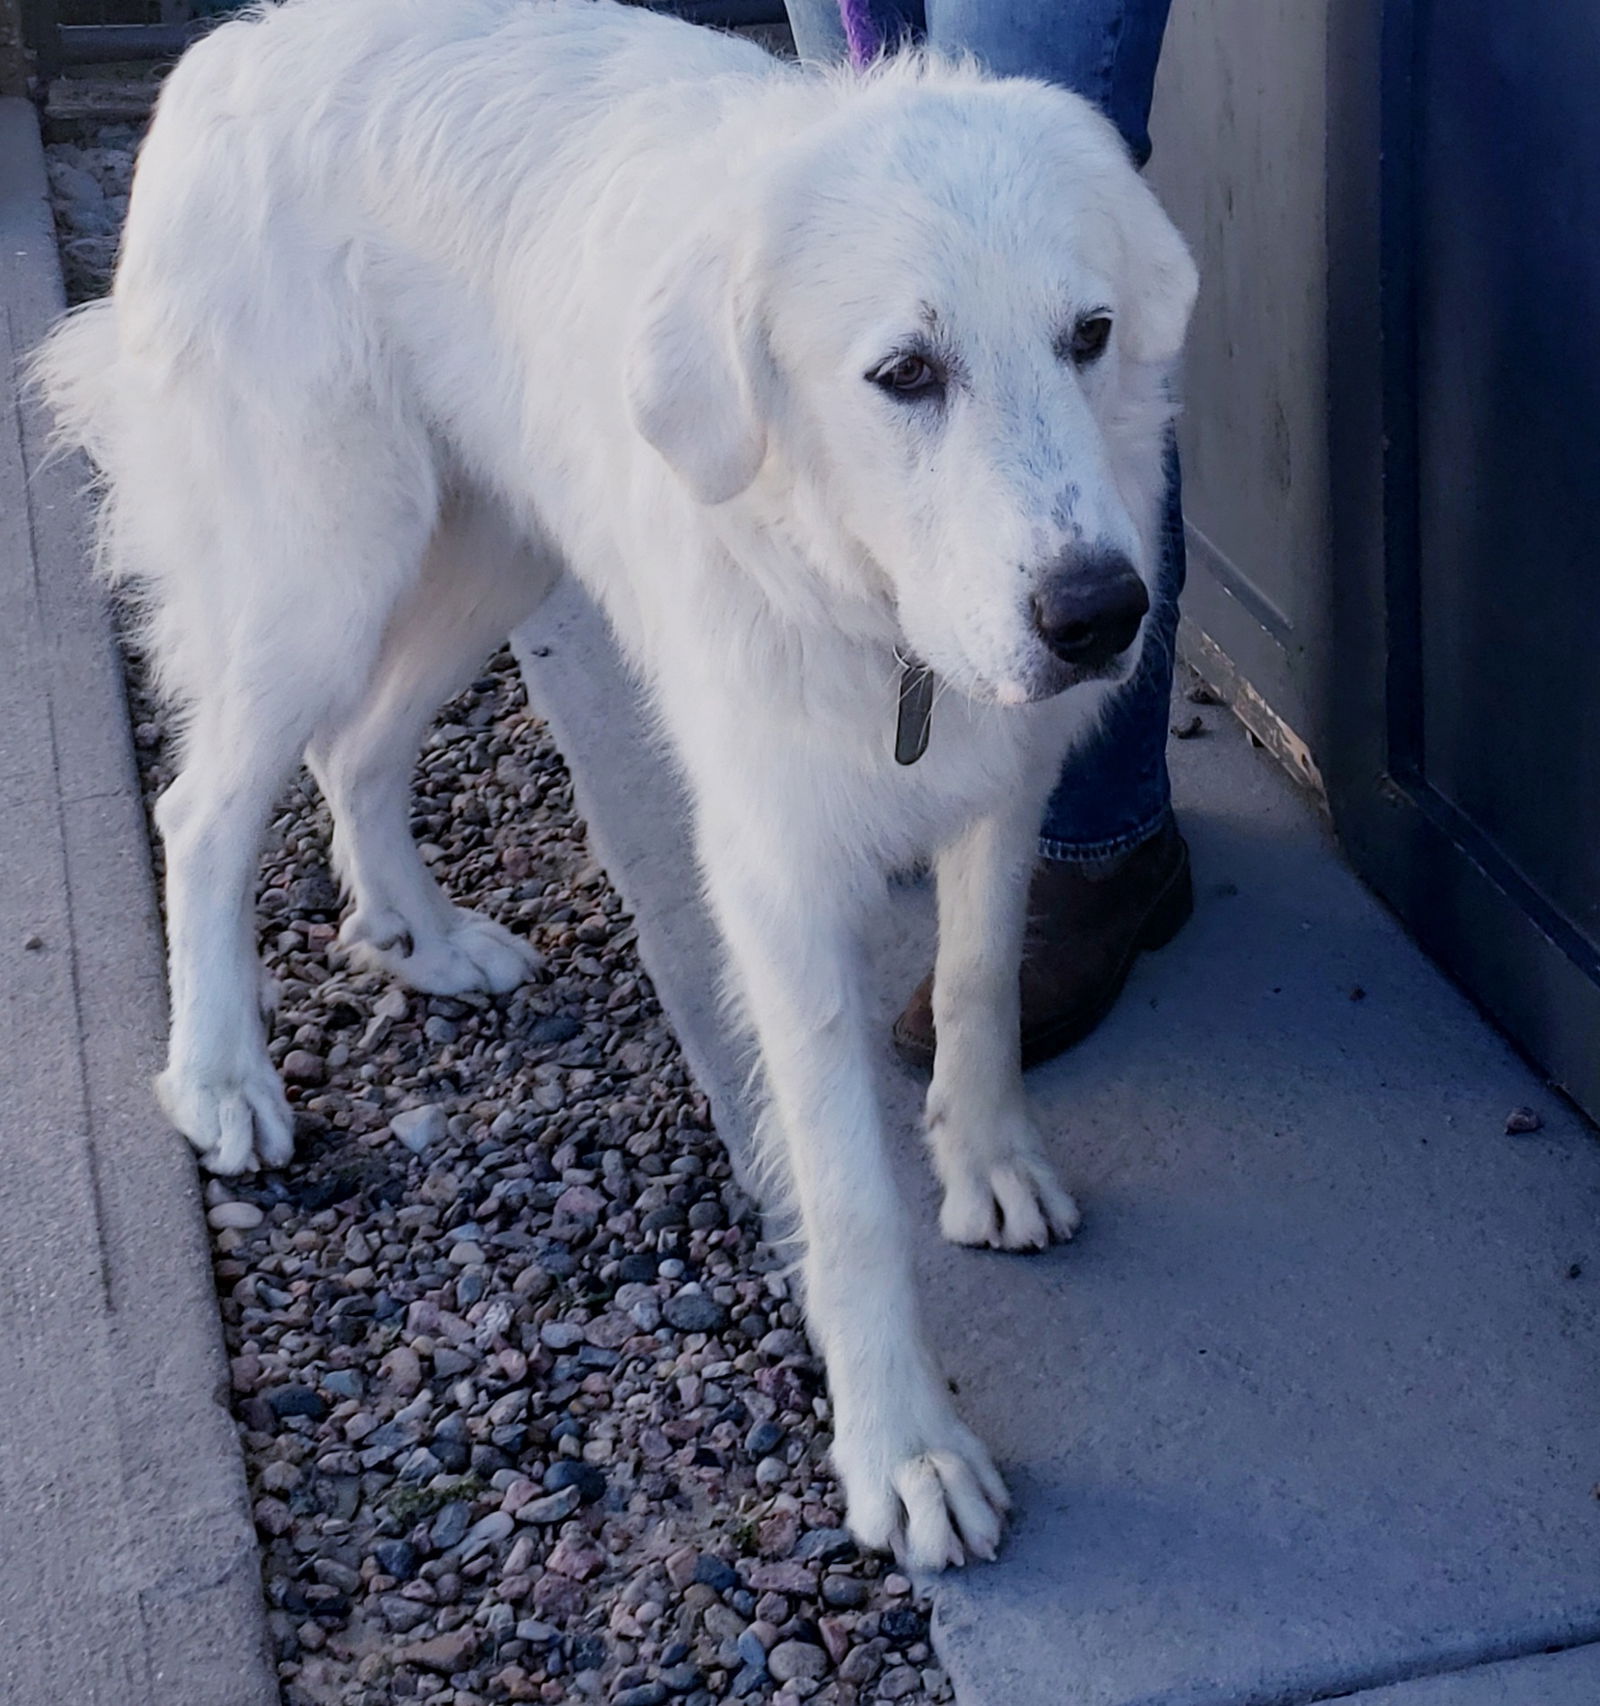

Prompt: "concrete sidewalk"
[0,99,276,1706]
[515,580,1600,1706]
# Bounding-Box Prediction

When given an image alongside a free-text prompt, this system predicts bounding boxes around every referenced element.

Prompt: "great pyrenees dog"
[38,0,1195,1566]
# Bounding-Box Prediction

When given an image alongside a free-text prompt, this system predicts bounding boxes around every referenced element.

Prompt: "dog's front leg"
[701,844,1009,1569]
[926,803,1081,1249]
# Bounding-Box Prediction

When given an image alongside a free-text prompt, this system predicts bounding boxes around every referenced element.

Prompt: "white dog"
[37,0,1195,1567]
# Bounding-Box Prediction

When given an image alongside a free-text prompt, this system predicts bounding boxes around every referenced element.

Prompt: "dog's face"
[627,73,1198,706]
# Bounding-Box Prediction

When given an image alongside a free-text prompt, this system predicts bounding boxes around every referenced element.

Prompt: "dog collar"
[895,656,934,765]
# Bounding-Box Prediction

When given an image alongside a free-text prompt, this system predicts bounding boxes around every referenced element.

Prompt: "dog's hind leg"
[925,802,1081,1249]
[144,401,443,1173]
[309,494,555,996]
[155,693,316,1175]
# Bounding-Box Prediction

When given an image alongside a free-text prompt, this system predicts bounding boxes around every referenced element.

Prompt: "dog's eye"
[1062,314,1113,366]
[869,353,944,398]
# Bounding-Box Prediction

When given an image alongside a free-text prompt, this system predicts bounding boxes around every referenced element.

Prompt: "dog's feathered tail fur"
[32,301,124,572]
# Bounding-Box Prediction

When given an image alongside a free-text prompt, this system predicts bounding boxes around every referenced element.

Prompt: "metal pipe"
[640,2,789,24]
[57,20,205,64]
[46,2,787,74]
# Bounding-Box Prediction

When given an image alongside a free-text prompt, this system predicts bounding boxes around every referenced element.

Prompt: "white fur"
[35,0,1195,1569]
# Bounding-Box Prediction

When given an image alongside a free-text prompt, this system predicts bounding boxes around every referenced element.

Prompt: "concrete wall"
[1147,0,1331,759]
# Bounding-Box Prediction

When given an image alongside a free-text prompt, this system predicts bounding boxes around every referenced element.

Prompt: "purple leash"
[837,0,883,67]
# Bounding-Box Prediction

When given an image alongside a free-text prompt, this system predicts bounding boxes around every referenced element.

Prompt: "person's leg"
[924,0,1172,166]
[917,0,1180,857]
[1036,442,1185,862]
[895,0,1195,1067]
[894,460,1191,1070]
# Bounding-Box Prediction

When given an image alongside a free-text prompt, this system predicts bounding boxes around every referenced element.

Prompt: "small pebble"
[546,1532,604,1580]
[380,1346,423,1397]
[400,1628,478,1673]
[767,1640,828,1684]
[663,1292,729,1333]
[379,1594,430,1634]
[614,1686,668,1706]
[390,1104,447,1152]
[881,1606,924,1642]
[206,1200,263,1231]
[736,1626,772,1669]
[821,1574,867,1609]
[514,1486,581,1525]
[542,1460,606,1504]
[267,1385,326,1421]
[430,1503,472,1551]
[745,1419,786,1459]
[372,1540,417,1580]
[281,1048,325,1085]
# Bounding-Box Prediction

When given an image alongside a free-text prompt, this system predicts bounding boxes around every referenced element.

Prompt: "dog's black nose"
[1031,552,1149,669]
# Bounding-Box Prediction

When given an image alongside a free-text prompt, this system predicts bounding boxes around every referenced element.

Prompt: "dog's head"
[626,63,1198,705]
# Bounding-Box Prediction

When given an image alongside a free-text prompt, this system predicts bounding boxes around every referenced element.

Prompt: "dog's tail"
[29,299,132,584]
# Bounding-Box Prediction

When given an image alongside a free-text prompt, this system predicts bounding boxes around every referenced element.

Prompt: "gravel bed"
[45,82,955,1706]
[44,117,136,304]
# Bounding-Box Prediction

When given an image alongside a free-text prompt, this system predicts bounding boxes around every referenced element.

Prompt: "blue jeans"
[785,0,1186,862]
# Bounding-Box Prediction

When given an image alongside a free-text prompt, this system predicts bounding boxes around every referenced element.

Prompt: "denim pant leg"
[927,0,1185,857]
[1039,445,1185,861]
[782,0,1186,860]
[783,0,1172,165]
[924,0,1172,168]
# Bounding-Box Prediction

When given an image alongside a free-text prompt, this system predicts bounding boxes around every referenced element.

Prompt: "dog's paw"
[157,1060,295,1175]
[343,906,541,996]
[838,1411,1010,1570]
[935,1115,1080,1251]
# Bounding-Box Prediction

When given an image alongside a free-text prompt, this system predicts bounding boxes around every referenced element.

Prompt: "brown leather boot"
[893,817,1193,1070]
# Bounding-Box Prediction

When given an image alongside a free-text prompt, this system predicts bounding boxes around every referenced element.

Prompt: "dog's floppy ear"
[626,223,773,505]
[1115,177,1199,366]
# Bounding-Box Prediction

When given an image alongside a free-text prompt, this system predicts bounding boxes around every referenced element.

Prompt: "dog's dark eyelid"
[1059,311,1113,366]
[867,350,946,398]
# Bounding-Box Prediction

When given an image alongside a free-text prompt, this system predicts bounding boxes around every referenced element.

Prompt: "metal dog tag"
[894,658,935,766]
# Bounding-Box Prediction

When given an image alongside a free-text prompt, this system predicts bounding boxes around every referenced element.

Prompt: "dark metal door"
[1328,0,1600,1118]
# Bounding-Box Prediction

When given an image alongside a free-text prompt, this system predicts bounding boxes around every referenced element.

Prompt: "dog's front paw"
[932,1107,1080,1251]
[157,1058,295,1175]
[836,1407,1010,1570]
[343,905,541,996]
